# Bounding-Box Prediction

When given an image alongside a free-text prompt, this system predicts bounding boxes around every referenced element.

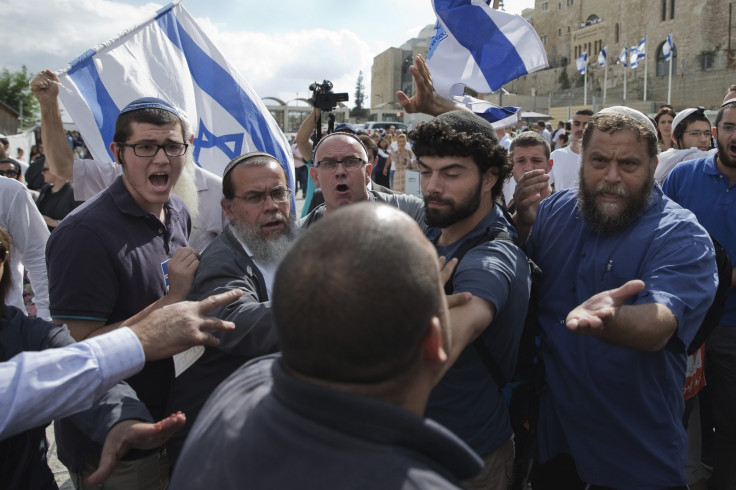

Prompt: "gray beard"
[231,217,295,264]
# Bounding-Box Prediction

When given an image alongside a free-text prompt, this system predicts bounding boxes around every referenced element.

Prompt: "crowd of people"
[0,54,735,490]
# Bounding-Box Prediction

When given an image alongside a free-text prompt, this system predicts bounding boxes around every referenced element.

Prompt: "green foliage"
[558,68,571,90]
[0,66,39,129]
[354,71,366,111]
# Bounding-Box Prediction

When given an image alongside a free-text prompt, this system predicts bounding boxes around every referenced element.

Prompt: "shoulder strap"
[441,227,513,389]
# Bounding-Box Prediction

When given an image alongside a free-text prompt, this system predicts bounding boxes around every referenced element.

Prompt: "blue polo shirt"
[425,205,531,457]
[526,186,717,489]
[47,175,190,419]
[663,154,736,327]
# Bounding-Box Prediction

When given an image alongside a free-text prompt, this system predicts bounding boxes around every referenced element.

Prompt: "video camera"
[309,80,349,112]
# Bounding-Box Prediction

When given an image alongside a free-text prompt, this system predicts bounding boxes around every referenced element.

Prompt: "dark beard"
[576,171,654,235]
[717,147,736,168]
[424,181,482,228]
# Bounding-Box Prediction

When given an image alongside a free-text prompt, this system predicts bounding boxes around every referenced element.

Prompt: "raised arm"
[296,108,321,162]
[397,54,469,117]
[30,70,74,181]
[510,169,551,243]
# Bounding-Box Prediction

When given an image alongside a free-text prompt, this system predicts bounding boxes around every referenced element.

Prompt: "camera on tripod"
[309,80,349,112]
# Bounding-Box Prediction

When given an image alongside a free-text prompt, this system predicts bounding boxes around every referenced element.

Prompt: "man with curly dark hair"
[410,110,532,490]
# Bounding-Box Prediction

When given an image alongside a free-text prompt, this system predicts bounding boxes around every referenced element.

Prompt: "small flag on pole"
[576,52,588,74]
[663,34,673,61]
[598,46,607,67]
[630,47,639,68]
[617,46,628,66]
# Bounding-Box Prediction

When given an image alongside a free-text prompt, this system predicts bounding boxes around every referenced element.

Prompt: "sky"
[2,0,534,112]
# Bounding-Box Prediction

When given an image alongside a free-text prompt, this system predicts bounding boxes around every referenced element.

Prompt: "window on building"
[558,28,562,36]
[656,41,678,76]
[670,0,675,18]
[541,2,549,11]
[661,0,666,20]
[701,51,715,70]
[615,23,620,43]
[568,26,571,33]
[541,35,548,45]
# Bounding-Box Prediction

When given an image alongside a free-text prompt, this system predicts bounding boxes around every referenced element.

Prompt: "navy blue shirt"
[526,186,717,489]
[425,205,531,457]
[171,356,483,489]
[47,175,190,420]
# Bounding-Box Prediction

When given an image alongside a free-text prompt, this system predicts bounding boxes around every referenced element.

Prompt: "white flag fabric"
[617,46,628,66]
[450,94,521,128]
[630,47,639,68]
[663,34,673,61]
[576,52,588,75]
[598,46,607,67]
[55,1,293,184]
[636,38,646,60]
[427,0,548,98]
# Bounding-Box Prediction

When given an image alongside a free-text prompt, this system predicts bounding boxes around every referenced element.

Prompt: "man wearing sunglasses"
[166,151,296,467]
[46,97,200,489]
[663,99,736,490]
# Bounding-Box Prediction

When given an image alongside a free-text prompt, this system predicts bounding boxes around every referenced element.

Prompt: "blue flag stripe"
[67,58,119,162]
[156,10,293,185]
[434,0,528,91]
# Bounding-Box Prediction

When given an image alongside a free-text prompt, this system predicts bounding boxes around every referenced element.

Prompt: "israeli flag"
[663,34,673,61]
[598,46,607,67]
[55,1,293,184]
[451,94,521,128]
[427,0,548,98]
[630,47,639,68]
[576,52,588,75]
[636,37,646,60]
[617,46,628,66]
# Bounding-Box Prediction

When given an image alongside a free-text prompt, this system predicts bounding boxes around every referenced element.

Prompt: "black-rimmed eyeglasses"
[117,142,188,157]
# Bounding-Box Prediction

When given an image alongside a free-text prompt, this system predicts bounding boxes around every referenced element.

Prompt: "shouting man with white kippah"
[513,107,718,490]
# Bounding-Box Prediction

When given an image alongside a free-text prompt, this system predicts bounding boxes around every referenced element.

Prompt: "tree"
[350,71,370,120]
[558,68,571,90]
[354,71,366,111]
[0,66,39,129]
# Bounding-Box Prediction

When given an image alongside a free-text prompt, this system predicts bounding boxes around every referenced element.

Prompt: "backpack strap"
[440,228,514,390]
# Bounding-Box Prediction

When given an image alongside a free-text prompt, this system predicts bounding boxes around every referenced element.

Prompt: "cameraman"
[295,107,321,216]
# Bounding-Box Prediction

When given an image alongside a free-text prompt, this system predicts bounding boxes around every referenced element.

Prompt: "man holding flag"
[46,96,200,489]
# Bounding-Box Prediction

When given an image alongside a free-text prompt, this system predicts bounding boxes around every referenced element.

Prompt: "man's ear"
[310,167,321,188]
[220,199,234,221]
[483,167,498,192]
[422,317,448,366]
[365,163,373,184]
[109,142,123,166]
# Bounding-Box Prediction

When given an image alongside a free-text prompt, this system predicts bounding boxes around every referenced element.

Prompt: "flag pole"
[623,41,628,106]
[667,35,673,105]
[667,51,673,105]
[643,35,648,102]
[584,57,588,106]
[603,53,608,106]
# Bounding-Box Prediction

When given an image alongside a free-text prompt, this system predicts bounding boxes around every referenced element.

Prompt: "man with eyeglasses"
[166,151,296,467]
[300,132,424,228]
[45,97,200,489]
[663,100,736,490]
[32,70,226,251]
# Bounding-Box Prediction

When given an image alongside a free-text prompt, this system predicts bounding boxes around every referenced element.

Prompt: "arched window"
[656,41,677,76]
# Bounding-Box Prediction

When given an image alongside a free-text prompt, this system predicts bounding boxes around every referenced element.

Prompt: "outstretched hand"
[397,54,463,117]
[439,256,472,309]
[130,289,242,361]
[566,280,645,335]
[86,413,186,485]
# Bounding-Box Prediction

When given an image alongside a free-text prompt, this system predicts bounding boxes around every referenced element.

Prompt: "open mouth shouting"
[149,172,170,191]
